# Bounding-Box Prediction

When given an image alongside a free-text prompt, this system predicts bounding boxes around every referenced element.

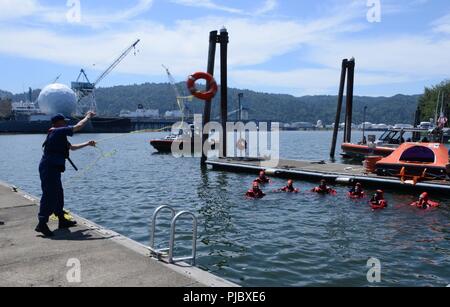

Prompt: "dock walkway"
[0,182,236,287]
[207,158,450,193]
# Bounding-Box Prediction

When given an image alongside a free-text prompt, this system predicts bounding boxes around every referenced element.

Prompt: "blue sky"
[0,0,449,96]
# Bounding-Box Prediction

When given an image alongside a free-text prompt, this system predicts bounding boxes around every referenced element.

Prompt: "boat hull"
[0,117,132,134]
[150,139,216,153]
[341,143,395,159]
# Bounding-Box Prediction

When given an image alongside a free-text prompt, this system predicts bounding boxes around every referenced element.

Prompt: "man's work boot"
[58,216,77,229]
[35,222,54,237]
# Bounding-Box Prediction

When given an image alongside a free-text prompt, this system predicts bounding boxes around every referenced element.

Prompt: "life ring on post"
[236,138,247,151]
[187,72,218,101]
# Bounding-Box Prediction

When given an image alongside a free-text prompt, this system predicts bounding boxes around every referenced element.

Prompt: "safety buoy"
[237,138,247,150]
[187,72,218,101]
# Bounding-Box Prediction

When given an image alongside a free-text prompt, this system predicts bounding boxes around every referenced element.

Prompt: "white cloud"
[1,0,154,27]
[171,0,242,14]
[0,0,39,20]
[432,13,450,34]
[306,35,450,79]
[0,11,362,74]
[172,0,278,16]
[255,0,278,15]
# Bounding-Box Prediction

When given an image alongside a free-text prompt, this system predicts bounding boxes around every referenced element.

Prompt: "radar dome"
[37,83,77,116]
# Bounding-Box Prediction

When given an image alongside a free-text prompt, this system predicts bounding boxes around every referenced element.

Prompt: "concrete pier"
[0,182,237,287]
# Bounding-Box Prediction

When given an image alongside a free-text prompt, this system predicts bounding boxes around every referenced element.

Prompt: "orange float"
[187,72,218,101]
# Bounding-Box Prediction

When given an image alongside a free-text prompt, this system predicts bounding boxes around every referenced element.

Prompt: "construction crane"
[53,74,61,83]
[72,39,141,113]
[162,64,193,123]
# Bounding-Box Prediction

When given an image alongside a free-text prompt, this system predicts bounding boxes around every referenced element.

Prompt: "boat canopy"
[379,143,448,165]
[376,143,450,179]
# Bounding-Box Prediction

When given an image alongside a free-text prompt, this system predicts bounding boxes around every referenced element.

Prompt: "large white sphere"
[37,83,77,116]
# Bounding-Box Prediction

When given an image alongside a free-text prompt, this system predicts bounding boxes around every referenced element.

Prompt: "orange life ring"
[187,72,218,101]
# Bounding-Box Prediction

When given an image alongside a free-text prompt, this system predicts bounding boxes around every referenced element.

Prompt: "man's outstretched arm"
[71,141,96,151]
[73,111,96,133]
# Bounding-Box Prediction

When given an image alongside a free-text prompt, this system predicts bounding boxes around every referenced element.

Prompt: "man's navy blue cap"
[51,114,70,124]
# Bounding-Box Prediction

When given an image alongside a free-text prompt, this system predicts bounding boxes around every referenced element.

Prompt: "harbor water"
[0,131,448,286]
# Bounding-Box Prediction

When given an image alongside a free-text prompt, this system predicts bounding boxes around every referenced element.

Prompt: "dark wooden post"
[238,93,243,121]
[345,58,355,143]
[413,106,421,141]
[201,30,218,166]
[330,59,348,159]
[219,28,229,158]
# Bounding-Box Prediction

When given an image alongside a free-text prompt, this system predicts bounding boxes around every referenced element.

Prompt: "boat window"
[388,131,402,144]
[399,146,435,163]
[379,131,390,141]
[381,131,395,142]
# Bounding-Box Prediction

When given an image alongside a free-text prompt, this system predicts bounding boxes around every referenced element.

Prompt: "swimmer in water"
[246,181,266,199]
[349,182,364,198]
[370,190,388,210]
[278,179,299,193]
[255,170,271,184]
[312,179,336,195]
[411,192,439,209]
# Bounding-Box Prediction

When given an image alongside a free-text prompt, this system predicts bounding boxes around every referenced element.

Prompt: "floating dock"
[207,158,450,193]
[0,181,237,287]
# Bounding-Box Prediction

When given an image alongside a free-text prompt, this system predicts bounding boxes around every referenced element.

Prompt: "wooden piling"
[201,30,218,166]
[330,59,348,159]
[344,58,355,143]
[219,28,229,158]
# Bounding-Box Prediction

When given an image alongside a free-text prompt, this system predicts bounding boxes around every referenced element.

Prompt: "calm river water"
[0,131,448,286]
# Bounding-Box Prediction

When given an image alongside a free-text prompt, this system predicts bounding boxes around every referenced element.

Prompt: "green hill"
[93,83,420,124]
[3,83,421,124]
[0,90,11,99]
[418,80,450,122]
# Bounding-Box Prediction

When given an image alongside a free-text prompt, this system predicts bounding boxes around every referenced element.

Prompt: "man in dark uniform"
[35,111,96,237]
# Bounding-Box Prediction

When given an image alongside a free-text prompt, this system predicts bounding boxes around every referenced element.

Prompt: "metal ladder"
[149,205,198,265]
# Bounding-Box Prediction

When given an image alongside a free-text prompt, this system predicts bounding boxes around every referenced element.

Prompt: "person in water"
[246,181,266,199]
[279,179,299,193]
[312,179,336,194]
[411,192,439,209]
[255,170,271,184]
[35,112,97,237]
[349,182,364,198]
[370,190,388,209]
